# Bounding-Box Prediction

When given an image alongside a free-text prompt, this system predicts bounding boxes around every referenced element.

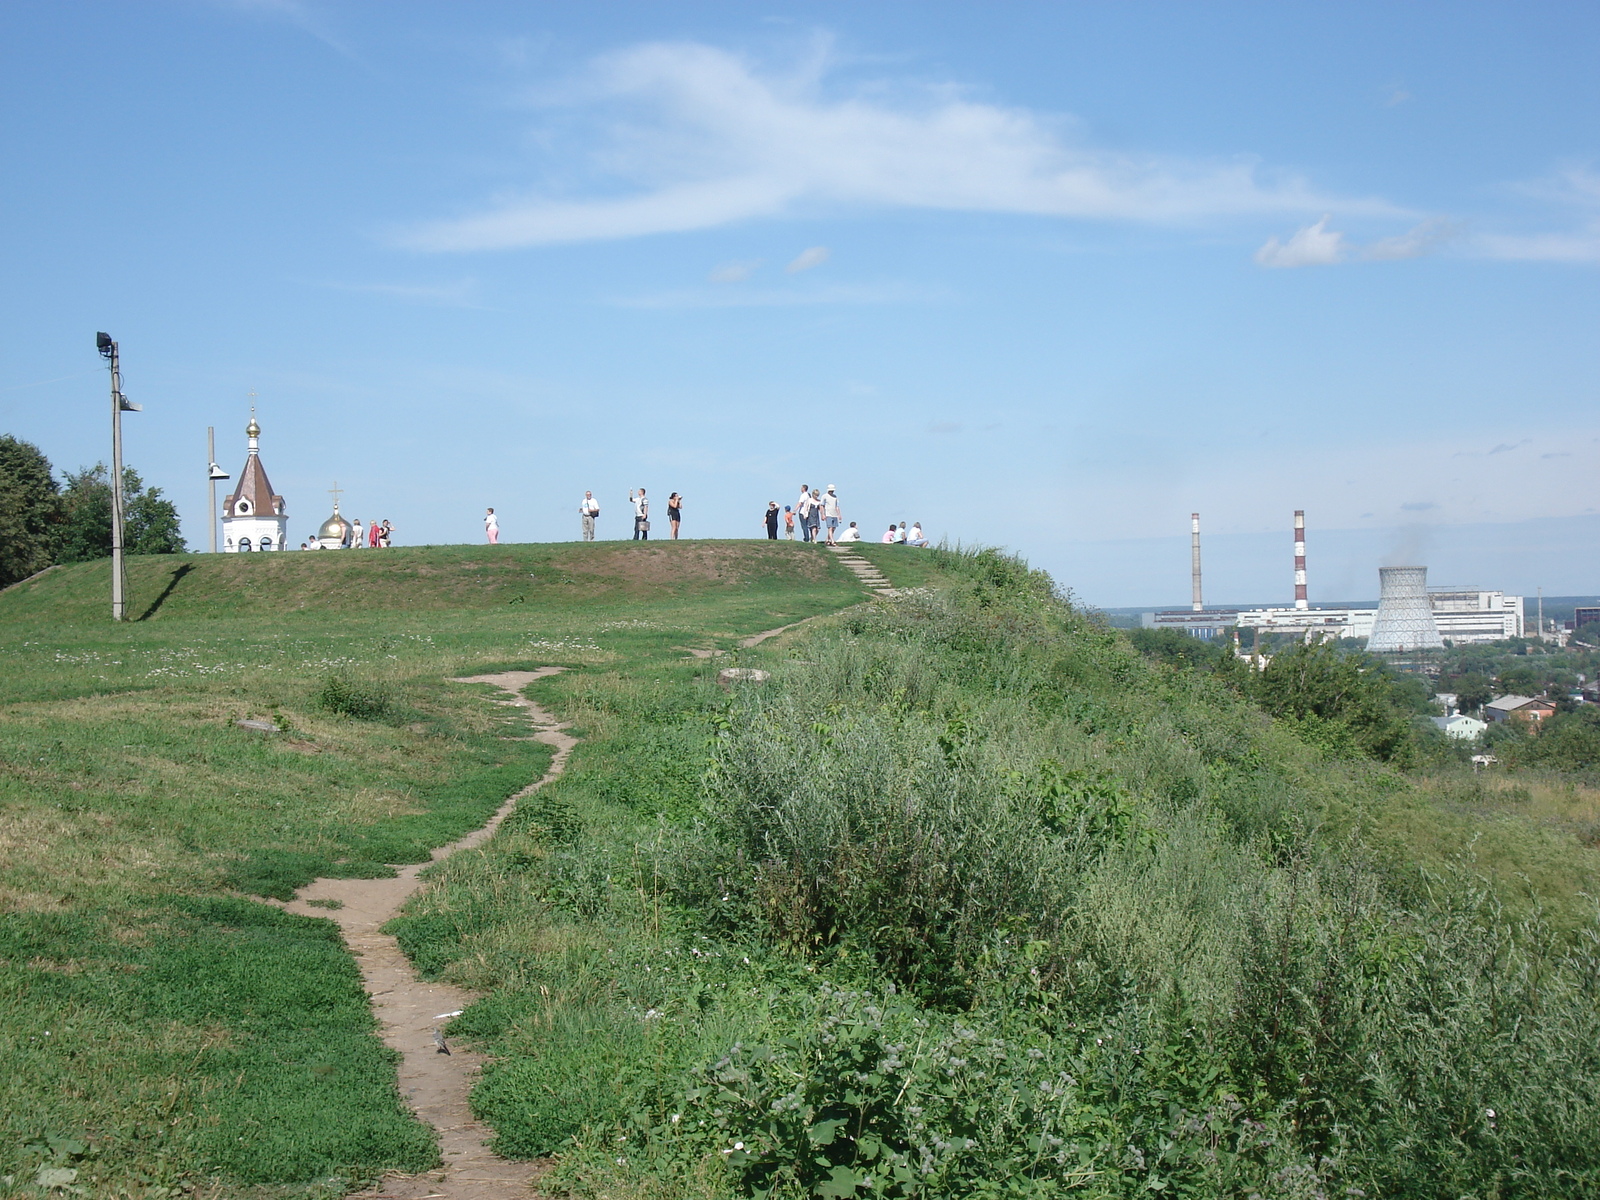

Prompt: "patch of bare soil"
[276,669,577,1200]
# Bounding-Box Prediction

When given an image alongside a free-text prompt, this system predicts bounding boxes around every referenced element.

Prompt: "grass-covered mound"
[0,540,860,623]
[393,548,1600,1199]
[0,540,878,1196]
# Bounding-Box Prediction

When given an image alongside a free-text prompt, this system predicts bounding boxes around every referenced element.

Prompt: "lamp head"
[208,464,231,481]
[96,331,114,358]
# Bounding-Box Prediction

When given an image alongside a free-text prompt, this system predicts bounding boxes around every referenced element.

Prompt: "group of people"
[762,483,928,548]
[572,488,685,542]
[476,487,926,546]
[302,518,391,550]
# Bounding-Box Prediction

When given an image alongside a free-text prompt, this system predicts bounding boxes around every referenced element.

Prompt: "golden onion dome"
[318,507,349,543]
[246,416,261,439]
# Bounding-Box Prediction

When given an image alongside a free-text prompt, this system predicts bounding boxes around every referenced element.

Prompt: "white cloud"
[610,281,945,309]
[786,246,830,273]
[709,259,761,283]
[1254,215,1453,267]
[1473,167,1600,263]
[1364,217,1453,261]
[399,40,1381,252]
[1253,216,1346,268]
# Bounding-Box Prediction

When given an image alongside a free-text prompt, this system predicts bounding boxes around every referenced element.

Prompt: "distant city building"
[221,414,288,552]
[1431,713,1487,740]
[1428,588,1524,643]
[1235,607,1375,641]
[1574,606,1600,630]
[1141,610,1240,640]
[1484,694,1556,724]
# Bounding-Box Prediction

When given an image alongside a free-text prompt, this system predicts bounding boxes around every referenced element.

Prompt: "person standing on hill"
[380,520,393,547]
[783,506,795,540]
[580,491,599,540]
[764,501,780,539]
[822,485,842,546]
[485,508,500,544]
[350,518,363,549]
[796,484,813,542]
[631,488,649,540]
[807,489,823,543]
[667,493,683,539]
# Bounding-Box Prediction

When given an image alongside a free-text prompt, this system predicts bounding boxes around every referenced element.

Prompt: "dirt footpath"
[278,670,576,1200]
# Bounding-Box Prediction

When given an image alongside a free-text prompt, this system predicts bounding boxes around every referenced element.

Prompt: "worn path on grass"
[277,669,576,1200]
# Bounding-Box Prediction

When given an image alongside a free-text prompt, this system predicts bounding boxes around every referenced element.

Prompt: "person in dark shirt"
[764,501,780,539]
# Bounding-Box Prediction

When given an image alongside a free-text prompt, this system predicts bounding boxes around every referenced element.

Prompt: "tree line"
[0,434,185,589]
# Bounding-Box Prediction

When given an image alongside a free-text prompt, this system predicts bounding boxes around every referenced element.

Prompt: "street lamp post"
[207,426,230,553]
[97,332,141,621]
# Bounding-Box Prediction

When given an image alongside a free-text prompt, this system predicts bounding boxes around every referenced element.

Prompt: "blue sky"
[2,1,1596,606]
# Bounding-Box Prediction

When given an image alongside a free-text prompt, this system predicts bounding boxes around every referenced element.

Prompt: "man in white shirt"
[796,484,814,542]
[838,521,862,542]
[580,491,600,541]
[631,488,649,540]
[822,485,842,545]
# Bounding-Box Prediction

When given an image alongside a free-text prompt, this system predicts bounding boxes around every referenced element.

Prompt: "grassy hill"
[0,541,892,1197]
[3,541,1596,1199]
[0,540,866,623]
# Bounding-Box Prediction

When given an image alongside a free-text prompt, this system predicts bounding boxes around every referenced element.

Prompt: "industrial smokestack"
[1293,510,1308,610]
[1367,566,1444,652]
[1191,512,1203,612]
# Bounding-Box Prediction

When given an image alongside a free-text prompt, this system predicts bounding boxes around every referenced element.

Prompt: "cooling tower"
[1367,566,1444,652]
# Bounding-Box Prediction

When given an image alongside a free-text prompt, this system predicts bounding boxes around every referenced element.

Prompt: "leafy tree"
[1249,640,1418,763]
[1128,626,1228,670]
[1452,673,1495,715]
[0,435,63,587]
[58,464,185,563]
[1507,707,1600,772]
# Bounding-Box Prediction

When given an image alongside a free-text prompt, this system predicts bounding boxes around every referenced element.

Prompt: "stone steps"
[826,544,897,595]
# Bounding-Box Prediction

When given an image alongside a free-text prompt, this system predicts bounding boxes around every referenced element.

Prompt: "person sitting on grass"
[906,522,928,547]
[881,523,899,543]
[838,521,862,542]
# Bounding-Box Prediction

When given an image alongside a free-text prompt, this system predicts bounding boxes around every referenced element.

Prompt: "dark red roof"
[225,453,284,518]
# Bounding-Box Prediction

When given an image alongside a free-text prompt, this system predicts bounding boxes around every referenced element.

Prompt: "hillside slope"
[0,540,860,624]
[0,540,894,1196]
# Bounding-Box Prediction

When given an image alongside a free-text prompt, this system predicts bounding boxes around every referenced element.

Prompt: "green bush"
[316,674,396,720]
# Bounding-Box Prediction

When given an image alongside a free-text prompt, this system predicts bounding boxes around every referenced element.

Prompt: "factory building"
[1143,511,1526,648]
[1427,589,1524,643]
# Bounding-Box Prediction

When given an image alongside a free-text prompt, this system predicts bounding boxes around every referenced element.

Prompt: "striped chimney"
[1293,510,1308,610]
[1191,513,1203,611]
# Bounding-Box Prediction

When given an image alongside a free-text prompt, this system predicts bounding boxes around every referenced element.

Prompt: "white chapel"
[221,414,289,552]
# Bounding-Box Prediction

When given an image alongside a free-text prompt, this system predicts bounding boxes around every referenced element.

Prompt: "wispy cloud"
[398,39,1383,252]
[1474,167,1600,263]
[215,0,367,66]
[1254,216,1346,267]
[1381,83,1413,107]
[786,246,830,273]
[610,280,946,309]
[1400,500,1437,512]
[1488,440,1530,455]
[709,259,762,283]
[1255,215,1453,268]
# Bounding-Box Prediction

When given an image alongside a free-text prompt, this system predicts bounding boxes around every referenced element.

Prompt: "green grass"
[0,540,891,1196]
[386,549,1600,1200]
